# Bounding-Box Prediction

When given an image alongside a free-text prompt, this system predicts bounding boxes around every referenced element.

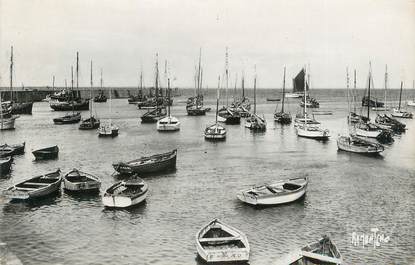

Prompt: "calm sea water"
[0,89,414,265]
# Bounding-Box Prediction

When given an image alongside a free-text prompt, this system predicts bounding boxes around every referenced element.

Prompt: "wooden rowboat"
[32,145,59,160]
[63,168,101,192]
[0,142,25,157]
[237,177,308,206]
[0,157,13,176]
[102,177,148,208]
[3,169,62,200]
[113,149,177,175]
[196,219,250,263]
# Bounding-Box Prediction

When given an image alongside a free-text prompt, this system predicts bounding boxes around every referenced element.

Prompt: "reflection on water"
[0,89,414,265]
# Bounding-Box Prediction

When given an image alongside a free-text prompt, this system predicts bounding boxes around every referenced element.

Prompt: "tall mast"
[225,47,229,106]
[398,81,403,110]
[140,68,143,91]
[353,69,357,113]
[90,60,93,117]
[242,71,245,98]
[234,73,237,101]
[76,52,79,93]
[346,67,350,115]
[367,63,371,119]
[167,78,171,116]
[304,66,307,126]
[100,69,103,89]
[71,66,74,114]
[197,48,202,96]
[216,76,220,124]
[254,69,257,115]
[281,67,286,113]
[155,53,159,108]
[384,65,388,109]
[52,76,55,91]
[10,46,13,102]
[109,69,112,125]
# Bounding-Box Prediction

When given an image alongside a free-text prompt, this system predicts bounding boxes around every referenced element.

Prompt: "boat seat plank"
[14,187,39,191]
[22,182,50,186]
[199,236,240,242]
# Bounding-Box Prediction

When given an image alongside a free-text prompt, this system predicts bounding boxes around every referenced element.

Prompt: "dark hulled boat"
[274,67,292,124]
[53,112,81,124]
[362,96,384,107]
[32,145,59,160]
[79,116,100,130]
[113,149,177,175]
[94,90,107,102]
[11,102,33,115]
[218,106,241,124]
[0,157,13,176]
[0,142,25,157]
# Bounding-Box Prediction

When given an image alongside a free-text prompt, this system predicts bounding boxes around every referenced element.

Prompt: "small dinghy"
[0,142,25,157]
[196,219,250,263]
[237,177,308,206]
[53,112,81,124]
[297,236,342,265]
[113,149,177,175]
[0,157,13,176]
[79,116,100,130]
[102,177,148,208]
[4,169,62,200]
[63,168,101,192]
[32,145,59,160]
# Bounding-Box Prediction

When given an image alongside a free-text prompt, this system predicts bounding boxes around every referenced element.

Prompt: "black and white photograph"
[0,0,414,264]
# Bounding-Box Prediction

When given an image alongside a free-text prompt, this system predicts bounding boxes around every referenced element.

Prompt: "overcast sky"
[0,0,414,89]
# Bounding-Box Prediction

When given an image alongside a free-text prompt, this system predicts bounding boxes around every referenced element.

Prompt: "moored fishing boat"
[63,168,101,192]
[157,79,180,131]
[187,49,209,116]
[98,72,119,137]
[53,112,81,124]
[245,71,266,131]
[391,81,413,119]
[237,177,308,206]
[94,91,107,102]
[32,145,59,160]
[205,77,227,140]
[0,142,25,157]
[102,177,148,208]
[3,169,62,200]
[274,67,292,124]
[113,149,177,175]
[79,61,100,130]
[0,157,13,176]
[337,135,384,154]
[195,219,250,263]
[375,114,406,134]
[218,106,241,125]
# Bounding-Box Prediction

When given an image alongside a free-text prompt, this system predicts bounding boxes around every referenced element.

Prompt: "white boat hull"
[296,126,330,139]
[196,243,250,263]
[63,179,101,191]
[337,136,383,154]
[237,187,306,205]
[407,100,415,106]
[102,191,147,208]
[285,93,303,98]
[157,116,180,131]
[355,128,380,138]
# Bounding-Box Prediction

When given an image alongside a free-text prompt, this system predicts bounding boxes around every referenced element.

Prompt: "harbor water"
[0,89,414,265]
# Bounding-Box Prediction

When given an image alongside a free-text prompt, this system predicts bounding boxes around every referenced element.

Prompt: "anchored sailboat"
[204,76,226,140]
[218,47,241,124]
[187,49,209,116]
[98,69,119,137]
[157,78,180,131]
[53,66,81,124]
[295,66,329,140]
[79,61,100,130]
[245,70,266,131]
[274,67,292,124]
[391,81,413,118]
[141,54,167,123]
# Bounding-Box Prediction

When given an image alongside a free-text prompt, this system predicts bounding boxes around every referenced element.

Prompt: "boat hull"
[337,136,383,154]
[0,157,13,176]
[0,117,17,130]
[113,150,177,174]
[32,146,59,160]
[11,102,33,115]
[102,190,148,208]
[187,108,207,116]
[50,100,89,111]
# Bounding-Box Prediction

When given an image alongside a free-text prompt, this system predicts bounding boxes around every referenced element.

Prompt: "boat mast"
[234,73,237,101]
[367,63,371,119]
[384,65,388,109]
[10,46,13,102]
[197,48,202,96]
[216,76,220,124]
[100,69,103,89]
[71,66,74,115]
[304,66,307,127]
[398,81,403,111]
[76,52,79,97]
[254,70,257,115]
[167,78,171,117]
[353,69,357,113]
[52,76,55,91]
[346,67,350,114]
[155,54,159,109]
[242,71,245,99]
[225,47,229,106]
[281,67,286,113]
[90,60,93,117]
